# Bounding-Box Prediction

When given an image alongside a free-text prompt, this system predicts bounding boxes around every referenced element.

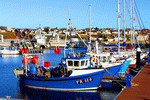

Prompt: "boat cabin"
[90,52,111,67]
[65,56,90,70]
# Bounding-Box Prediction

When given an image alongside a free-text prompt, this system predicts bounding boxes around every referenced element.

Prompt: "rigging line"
[134,8,143,37]
[135,8,149,45]
[134,1,149,43]
[125,0,132,26]
[134,8,142,30]
[134,1,145,30]
[105,69,124,88]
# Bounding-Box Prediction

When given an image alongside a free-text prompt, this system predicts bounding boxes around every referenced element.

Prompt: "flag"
[118,13,121,18]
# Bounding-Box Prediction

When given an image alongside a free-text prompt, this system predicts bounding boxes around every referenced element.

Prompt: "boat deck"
[116,63,150,100]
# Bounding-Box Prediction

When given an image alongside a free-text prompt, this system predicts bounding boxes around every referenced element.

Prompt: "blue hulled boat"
[19,69,104,91]
[14,53,104,91]
[118,59,132,76]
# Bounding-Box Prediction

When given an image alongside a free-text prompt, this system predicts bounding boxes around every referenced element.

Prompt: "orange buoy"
[19,48,24,54]
[32,55,39,60]
[22,57,29,65]
[30,55,39,64]
[19,48,28,54]
[23,48,28,54]
[44,62,50,67]
[96,59,98,62]
[30,58,38,64]
[37,68,41,72]
[103,50,110,52]
[93,51,96,53]
[54,48,61,54]
[126,68,129,74]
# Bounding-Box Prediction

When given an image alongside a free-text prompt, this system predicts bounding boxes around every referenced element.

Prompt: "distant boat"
[87,50,132,77]
[0,46,19,55]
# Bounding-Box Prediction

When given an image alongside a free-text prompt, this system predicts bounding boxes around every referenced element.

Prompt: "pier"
[116,63,150,100]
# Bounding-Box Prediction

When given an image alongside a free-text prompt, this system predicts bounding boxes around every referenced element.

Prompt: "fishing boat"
[88,50,132,77]
[85,37,132,77]
[13,53,104,91]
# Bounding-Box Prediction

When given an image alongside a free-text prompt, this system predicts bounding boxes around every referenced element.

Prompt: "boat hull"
[118,59,132,76]
[20,70,104,91]
[103,64,122,77]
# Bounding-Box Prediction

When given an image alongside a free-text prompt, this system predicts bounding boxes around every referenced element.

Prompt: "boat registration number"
[76,78,93,84]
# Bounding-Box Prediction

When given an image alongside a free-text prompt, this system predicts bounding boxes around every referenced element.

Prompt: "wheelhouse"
[66,56,90,70]
[90,52,111,67]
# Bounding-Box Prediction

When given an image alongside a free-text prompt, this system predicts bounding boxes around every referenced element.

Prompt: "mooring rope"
[105,69,124,88]
[129,67,139,72]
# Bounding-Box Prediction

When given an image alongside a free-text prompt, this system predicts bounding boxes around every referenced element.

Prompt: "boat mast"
[64,7,71,58]
[123,0,126,50]
[118,0,120,52]
[89,4,91,52]
[132,0,135,48]
[130,0,133,49]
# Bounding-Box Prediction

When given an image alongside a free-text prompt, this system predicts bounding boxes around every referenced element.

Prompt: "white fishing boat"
[0,46,19,55]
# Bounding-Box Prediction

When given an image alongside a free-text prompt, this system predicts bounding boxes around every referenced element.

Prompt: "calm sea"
[0,49,121,100]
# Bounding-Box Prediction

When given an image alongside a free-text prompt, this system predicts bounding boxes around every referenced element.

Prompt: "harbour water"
[0,49,122,100]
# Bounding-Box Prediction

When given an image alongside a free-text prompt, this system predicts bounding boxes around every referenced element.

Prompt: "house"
[7,28,15,32]
[0,26,7,33]
[137,35,149,42]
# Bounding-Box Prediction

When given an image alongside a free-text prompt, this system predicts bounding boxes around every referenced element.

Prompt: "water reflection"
[20,85,101,100]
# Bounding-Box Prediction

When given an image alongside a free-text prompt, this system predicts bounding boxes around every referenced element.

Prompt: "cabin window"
[81,61,85,66]
[68,61,73,66]
[74,61,79,67]
[85,60,88,66]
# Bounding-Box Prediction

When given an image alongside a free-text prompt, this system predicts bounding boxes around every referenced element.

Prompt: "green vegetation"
[0,32,35,39]
[0,32,16,38]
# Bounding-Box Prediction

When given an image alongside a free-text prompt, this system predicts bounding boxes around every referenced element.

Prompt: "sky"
[0,0,150,29]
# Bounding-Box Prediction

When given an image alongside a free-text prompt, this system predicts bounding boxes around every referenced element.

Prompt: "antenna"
[67,6,71,20]
[118,0,120,53]
[67,7,73,37]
